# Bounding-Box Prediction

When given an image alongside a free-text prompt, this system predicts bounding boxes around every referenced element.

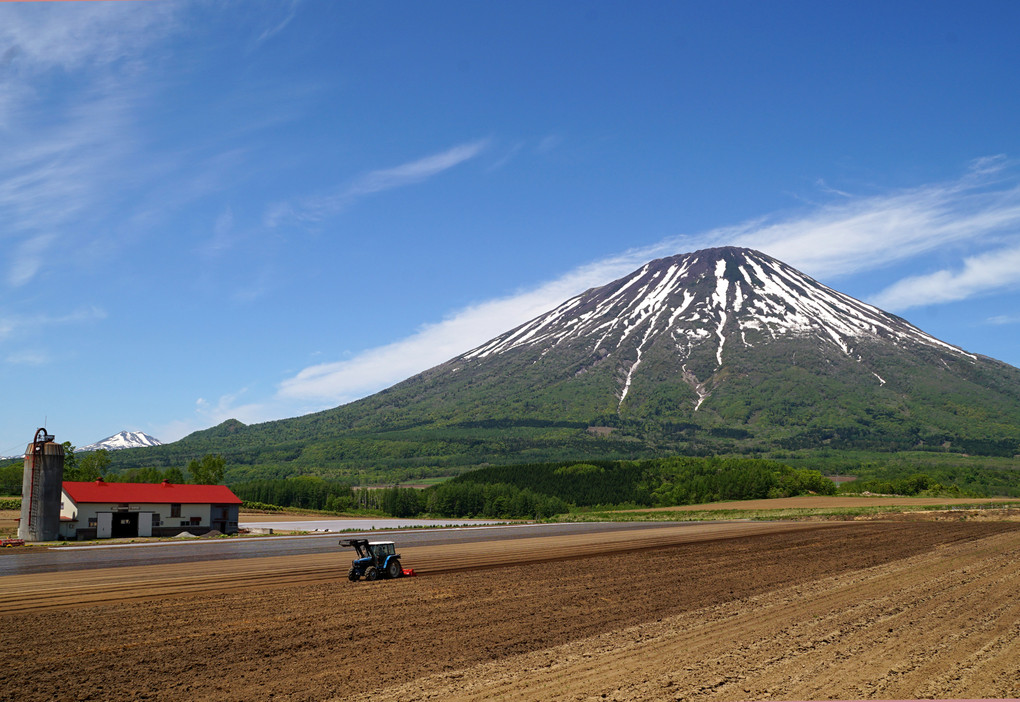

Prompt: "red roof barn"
[60,480,242,540]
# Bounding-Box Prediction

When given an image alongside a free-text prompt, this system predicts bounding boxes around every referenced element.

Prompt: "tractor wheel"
[347,567,360,582]
[387,559,402,579]
[364,566,379,581]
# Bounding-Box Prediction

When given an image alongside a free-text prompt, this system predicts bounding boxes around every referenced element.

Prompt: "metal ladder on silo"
[25,429,46,533]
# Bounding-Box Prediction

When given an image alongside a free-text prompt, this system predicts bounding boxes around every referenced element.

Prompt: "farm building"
[59,480,242,540]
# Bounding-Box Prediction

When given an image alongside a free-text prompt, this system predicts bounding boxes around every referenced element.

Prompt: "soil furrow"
[363,527,1020,702]
[0,520,1014,702]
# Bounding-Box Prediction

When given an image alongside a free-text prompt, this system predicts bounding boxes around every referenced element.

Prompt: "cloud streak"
[0,306,107,342]
[870,244,1020,310]
[276,158,1020,407]
[266,139,490,226]
[0,2,178,79]
[255,0,301,45]
[277,248,655,402]
[986,314,1020,326]
[710,157,1020,280]
[0,2,182,287]
[7,234,55,287]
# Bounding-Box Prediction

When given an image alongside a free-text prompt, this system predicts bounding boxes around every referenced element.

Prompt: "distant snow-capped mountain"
[81,431,163,452]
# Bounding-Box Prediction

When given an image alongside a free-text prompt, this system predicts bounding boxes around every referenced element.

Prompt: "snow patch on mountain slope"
[81,431,163,452]
[463,248,975,370]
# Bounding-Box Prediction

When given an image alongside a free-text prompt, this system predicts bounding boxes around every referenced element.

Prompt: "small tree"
[0,464,21,496]
[187,454,226,485]
[164,467,185,484]
[62,442,79,477]
[77,449,111,481]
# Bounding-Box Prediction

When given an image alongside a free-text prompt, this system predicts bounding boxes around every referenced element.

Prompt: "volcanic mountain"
[140,247,1020,474]
[81,431,163,452]
[458,246,974,415]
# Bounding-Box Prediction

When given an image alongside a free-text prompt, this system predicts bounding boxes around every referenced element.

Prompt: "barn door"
[138,512,152,537]
[97,512,112,539]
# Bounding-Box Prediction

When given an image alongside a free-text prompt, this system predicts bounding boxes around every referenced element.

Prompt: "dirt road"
[1,520,1017,701]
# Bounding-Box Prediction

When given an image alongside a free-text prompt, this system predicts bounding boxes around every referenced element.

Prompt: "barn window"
[151,514,161,526]
[190,516,201,526]
[88,518,97,528]
[170,503,181,518]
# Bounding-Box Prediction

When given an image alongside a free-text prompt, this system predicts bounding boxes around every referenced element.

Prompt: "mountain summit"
[81,431,163,452]
[154,247,1020,474]
[464,247,971,407]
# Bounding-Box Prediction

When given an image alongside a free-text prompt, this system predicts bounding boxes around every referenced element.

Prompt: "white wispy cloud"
[0,90,138,230]
[7,233,56,287]
[0,3,177,92]
[986,314,1020,325]
[200,206,238,258]
[5,350,50,366]
[0,2,183,287]
[275,158,1020,406]
[265,139,490,226]
[536,134,563,153]
[277,248,656,402]
[0,306,106,360]
[0,306,107,336]
[156,387,291,443]
[255,0,301,45]
[722,158,1020,280]
[486,140,526,172]
[870,244,1020,310]
[195,390,269,426]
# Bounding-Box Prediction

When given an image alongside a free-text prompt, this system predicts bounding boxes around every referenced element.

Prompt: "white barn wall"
[60,490,238,540]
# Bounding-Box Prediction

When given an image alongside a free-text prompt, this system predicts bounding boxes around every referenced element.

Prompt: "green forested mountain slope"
[107,248,1020,482]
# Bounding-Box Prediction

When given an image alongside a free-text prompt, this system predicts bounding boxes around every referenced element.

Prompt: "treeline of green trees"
[0,465,21,496]
[642,456,837,504]
[450,461,645,505]
[0,448,228,496]
[62,443,112,481]
[838,473,967,497]
[227,456,838,520]
[92,466,185,483]
[773,427,1020,456]
[831,461,1020,498]
[452,456,836,509]
[232,477,363,513]
[228,477,568,519]
[378,483,569,519]
[63,441,226,485]
[836,471,995,499]
[378,456,835,519]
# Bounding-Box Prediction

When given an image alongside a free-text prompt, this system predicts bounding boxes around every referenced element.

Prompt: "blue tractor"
[341,538,403,581]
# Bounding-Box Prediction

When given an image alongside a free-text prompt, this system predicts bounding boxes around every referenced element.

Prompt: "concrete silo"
[18,428,65,542]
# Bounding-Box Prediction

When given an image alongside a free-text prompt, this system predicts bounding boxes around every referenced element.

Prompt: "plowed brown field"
[1,520,1018,701]
[632,494,1020,511]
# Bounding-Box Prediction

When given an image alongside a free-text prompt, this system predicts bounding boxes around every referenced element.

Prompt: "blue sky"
[2,1,1020,456]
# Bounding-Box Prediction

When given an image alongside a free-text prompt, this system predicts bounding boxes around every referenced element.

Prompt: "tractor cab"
[368,541,396,561]
[340,538,404,582]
